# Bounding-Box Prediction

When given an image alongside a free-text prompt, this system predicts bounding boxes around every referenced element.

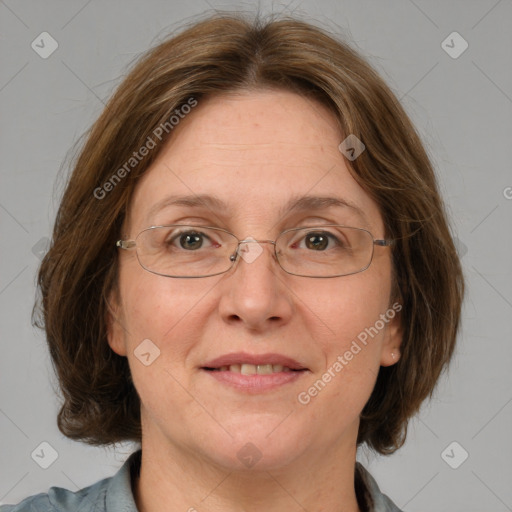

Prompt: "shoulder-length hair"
[34,13,464,454]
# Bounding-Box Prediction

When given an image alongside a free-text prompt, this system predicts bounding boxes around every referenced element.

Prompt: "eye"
[167,229,219,251]
[294,230,343,251]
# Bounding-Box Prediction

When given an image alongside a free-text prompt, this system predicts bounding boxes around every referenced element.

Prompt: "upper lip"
[202,352,308,370]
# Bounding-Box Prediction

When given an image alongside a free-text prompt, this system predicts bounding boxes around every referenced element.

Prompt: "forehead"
[127,90,384,235]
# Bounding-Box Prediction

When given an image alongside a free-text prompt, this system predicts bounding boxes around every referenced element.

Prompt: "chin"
[195,418,309,472]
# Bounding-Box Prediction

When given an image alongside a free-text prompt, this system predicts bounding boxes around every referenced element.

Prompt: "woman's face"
[108,89,401,470]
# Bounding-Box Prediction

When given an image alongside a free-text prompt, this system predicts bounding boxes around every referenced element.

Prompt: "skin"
[108,89,402,512]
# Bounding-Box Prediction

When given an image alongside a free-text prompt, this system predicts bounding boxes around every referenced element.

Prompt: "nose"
[217,238,294,332]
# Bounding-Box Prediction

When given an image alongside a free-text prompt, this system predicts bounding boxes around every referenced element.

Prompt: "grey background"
[1,0,511,510]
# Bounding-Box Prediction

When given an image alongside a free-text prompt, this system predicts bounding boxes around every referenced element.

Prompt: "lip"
[203,369,307,393]
[202,352,308,370]
[200,352,310,393]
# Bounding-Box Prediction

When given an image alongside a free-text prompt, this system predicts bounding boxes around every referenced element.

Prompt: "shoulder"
[0,476,110,512]
[0,450,141,512]
[1,493,52,512]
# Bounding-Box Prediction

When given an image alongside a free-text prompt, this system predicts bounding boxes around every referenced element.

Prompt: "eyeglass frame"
[116,224,395,279]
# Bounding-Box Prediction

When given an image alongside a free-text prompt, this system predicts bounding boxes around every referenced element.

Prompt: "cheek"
[310,268,392,352]
[119,269,192,339]
[116,273,207,427]
[295,268,392,407]
[117,269,217,374]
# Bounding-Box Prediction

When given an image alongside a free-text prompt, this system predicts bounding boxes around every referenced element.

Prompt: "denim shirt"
[0,450,403,512]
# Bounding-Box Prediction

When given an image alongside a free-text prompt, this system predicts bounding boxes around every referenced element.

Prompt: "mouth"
[203,364,305,375]
[201,351,309,372]
[200,352,310,392]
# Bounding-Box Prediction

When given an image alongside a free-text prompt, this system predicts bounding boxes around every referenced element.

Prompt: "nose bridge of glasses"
[238,238,276,246]
[228,238,278,266]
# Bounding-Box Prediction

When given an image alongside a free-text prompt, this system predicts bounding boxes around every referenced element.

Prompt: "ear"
[105,287,128,357]
[379,302,403,367]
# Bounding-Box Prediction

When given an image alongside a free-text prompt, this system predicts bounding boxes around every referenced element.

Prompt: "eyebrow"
[145,193,368,224]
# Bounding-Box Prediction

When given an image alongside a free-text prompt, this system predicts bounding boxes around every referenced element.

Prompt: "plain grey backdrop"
[1,0,511,510]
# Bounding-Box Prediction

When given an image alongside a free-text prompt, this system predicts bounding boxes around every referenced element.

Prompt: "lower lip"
[201,369,308,392]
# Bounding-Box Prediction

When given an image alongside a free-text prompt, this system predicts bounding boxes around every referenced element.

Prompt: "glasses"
[116,224,394,278]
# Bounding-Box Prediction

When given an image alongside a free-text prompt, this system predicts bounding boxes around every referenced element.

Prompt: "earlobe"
[380,307,403,367]
[105,290,128,357]
[381,349,401,367]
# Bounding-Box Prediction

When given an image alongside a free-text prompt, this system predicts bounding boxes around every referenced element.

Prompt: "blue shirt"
[0,450,403,511]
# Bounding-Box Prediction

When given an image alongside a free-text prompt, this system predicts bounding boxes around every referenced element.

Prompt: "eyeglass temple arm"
[116,240,136,250]
[374,239,395,247]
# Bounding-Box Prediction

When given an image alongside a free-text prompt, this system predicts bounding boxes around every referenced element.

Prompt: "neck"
[133,428,362,512]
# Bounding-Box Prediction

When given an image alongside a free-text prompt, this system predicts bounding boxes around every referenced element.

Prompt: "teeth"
[256,364,273,375]
[208,364,301,374]
[240,363,257,375]
[231,363,291,375]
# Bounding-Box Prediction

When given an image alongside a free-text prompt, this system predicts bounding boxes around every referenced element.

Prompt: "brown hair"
[34,12,464,454]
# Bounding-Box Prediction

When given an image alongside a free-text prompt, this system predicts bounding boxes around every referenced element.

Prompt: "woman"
[2,13,464,512]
